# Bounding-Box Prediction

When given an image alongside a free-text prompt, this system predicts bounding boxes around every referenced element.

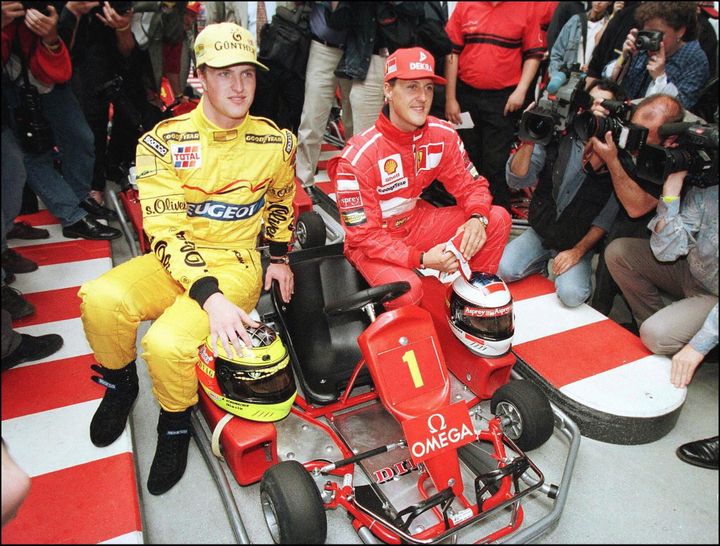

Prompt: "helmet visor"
[465,310,514,340]
[452,300,514,341]
[216,357,296,405]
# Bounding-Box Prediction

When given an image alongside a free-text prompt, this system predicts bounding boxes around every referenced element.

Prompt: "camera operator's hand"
[646,42,666,80]
[670,343,705,388]
[504,87,526,116]
[552,248,583,277]
[423,243,459,274]
[590,97,611,118]
[588,130,619,166]
[622,28,638,57]
[2,2,25,28]
[65,2,100,18]
[96,2,133,31]
[445,96,462,125]
[24,4,59,45]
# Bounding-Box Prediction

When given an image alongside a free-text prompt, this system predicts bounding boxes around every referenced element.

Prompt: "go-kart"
[241,242,579,544]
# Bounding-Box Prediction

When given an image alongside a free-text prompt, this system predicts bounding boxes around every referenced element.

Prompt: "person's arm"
[507,140,545,186]
[262,130,297,304]
[549,15,576,78]
[444,52,461,124]
[22,5,73,85]
[671,304,718,388]
[504,58,540,116]
[648,172,703,261]
[552,225,606,276]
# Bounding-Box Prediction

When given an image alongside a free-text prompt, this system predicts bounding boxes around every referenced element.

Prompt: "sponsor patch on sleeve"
[336,190,363,210]
[282,130,295,162]
[135,154,159,179]
[141,133,170,160]
[341,208,367,227]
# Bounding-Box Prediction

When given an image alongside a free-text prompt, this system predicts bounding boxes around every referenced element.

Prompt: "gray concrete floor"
[106,191,718,544]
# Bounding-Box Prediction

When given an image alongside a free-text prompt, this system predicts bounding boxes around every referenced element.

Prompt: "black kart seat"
[272,246,372,405]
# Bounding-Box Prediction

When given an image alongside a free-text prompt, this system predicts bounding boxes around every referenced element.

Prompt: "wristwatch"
[269,255,290,265]
[470,213,489,227]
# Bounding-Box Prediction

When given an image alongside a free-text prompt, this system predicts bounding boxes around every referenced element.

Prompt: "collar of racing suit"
[189,96,252,139]
[375,104,428,146]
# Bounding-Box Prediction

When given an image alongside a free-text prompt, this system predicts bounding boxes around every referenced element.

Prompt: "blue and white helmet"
[447,272,514,357]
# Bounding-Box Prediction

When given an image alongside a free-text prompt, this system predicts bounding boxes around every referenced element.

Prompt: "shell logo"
[384,159,398,174]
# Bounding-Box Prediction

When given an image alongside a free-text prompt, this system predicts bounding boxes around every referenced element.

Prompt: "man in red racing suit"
[328,47,511,309]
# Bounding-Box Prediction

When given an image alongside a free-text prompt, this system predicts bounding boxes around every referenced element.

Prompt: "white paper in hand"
[441,232,472,282]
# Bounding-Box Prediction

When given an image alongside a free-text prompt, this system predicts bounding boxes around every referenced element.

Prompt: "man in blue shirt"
[498,79,625,307]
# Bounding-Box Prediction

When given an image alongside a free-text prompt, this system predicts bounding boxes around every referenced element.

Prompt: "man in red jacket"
[328,47,511,309]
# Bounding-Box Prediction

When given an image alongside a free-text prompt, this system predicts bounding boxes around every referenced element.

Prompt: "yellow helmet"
[197,324,296,422]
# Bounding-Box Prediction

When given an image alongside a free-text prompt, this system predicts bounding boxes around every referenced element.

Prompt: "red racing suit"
[328,110,511,308]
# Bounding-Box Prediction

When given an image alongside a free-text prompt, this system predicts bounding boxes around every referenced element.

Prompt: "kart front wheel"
[490,380,554,451]
[296,211,326,249]
[260,460,327,544]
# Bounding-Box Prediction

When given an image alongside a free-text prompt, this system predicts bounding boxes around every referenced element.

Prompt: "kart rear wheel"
[260,460,327,544]
[296,211,326,249]
[490,380,554,451]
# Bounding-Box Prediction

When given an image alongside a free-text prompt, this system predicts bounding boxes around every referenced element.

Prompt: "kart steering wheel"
[324,281,411,316]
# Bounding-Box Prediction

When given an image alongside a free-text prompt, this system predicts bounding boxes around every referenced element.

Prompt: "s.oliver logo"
[401,402,475,464]
[186,198,264,221]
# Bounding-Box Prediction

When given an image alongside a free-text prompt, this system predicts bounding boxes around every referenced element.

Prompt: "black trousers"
[456,82,520,212]
[590,208,654,316]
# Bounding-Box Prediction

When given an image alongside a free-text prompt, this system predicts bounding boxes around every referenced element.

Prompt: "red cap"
[699,2,718,18]
[384,47,447,85]
[186,2,201,15]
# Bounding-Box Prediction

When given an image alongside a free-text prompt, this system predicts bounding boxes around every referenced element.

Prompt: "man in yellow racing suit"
[78,22,296,495]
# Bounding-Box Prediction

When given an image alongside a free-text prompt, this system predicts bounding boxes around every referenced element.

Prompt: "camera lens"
[523,112,554,141]
[574,112,606,141]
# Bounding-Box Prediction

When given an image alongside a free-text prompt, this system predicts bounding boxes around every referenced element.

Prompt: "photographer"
[498,79,625,308]
[605,169,717,469]
[2,1,121,241]
[604,2,709,109]
[587,93,685,316]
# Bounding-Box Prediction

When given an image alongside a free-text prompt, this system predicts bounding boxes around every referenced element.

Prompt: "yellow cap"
[194,22,269,71]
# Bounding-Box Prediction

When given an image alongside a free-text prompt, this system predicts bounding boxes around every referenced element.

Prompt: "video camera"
[573,99,649,153]
[636,122,719,187]
[635,30,663,52]
[518,65,591,145]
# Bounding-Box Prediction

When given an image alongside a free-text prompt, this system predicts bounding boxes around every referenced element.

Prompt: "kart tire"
[296,211,326,249]
[490,380,554,451]
[260,460,327,544]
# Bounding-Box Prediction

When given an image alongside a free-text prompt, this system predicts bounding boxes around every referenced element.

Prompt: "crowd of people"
[2,0,718,525]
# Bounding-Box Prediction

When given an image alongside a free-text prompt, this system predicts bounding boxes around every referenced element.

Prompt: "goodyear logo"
[187,197,265,221]
[246,134,282,145]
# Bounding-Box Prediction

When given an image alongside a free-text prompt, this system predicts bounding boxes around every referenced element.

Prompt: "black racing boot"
[89,361,139,447]
[147,407,193,495]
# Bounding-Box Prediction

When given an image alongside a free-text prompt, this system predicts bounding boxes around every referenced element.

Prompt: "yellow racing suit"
[79,99,296,411]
